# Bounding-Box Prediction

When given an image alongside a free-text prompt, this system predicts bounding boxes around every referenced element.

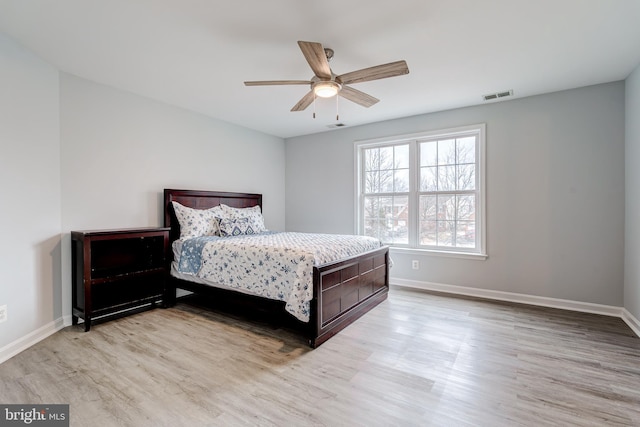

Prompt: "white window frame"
[354,124,487,259]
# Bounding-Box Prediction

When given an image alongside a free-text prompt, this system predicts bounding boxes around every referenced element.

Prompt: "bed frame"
[163,189,389,347]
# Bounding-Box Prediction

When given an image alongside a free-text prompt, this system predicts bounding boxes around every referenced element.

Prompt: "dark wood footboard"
[310,246,389,347]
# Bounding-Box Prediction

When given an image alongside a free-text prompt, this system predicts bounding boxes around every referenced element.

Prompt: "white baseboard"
[391,278,634,327]
[0,317,66,365]
[62,314,73,327]
[621,308,640,337]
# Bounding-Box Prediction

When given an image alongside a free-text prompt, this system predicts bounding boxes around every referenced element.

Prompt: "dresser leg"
[84,318,91,332]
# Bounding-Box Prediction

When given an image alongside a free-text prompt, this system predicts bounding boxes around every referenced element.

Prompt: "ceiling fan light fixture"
[313,81,341,98]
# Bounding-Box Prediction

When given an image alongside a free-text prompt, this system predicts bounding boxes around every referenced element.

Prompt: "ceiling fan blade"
[337,60,409,85]
[339,86,379,108]
[244,80,311,86]
[297,41,332,80]
[291,91,316,111]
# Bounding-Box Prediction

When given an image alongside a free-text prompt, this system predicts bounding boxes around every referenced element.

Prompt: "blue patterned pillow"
[172,201,223,238]
[219,204,266,233]
[218,217,259,237]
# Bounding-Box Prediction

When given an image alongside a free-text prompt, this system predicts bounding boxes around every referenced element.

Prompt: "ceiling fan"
[244,41,409,112]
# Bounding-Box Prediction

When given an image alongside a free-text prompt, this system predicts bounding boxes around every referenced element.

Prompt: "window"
[355,124,486,257]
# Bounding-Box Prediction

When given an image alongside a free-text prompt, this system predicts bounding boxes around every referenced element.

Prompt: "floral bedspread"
[173,232,383,322]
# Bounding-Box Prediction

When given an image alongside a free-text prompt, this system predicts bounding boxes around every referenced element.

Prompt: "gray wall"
[0,34,62,351]
[286,83,625,306]
[625,63,640,320]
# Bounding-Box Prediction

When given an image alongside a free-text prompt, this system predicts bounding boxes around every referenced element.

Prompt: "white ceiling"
[1,0,640,139]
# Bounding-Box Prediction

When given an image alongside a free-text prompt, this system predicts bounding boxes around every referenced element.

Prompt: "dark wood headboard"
[163,189,263,243]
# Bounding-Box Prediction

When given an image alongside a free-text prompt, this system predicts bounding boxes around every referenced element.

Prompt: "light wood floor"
[1,287,639,426]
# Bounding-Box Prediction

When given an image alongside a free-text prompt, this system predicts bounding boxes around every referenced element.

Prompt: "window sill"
[389,246,488,260]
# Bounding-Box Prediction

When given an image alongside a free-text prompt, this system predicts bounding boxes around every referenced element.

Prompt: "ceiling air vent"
[482,90,513,101]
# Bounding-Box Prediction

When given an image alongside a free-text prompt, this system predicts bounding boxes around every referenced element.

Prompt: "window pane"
[420,141,437,166]
[395,145,410,168]
[420,166,437,191]
[457,164,476,191]
[456,221,475,247]
[379,196,393,213]
[380,147,394,170]
[419,195,437,220]
[457,195,475,220]
[438,139,456,165]
[380,170,394,192]
[438,166,456,191]
[419,195,436,245]
[437,221,455,247]
[365,171,379,193]
[364,148,379,171]
[363,196,381,239]
[394,169,409,192]
[380,197,393,243]
[376,196,408,244]
[420,220,437,245]
[457,136,476,164]
[390,195,409,244]
[437,195,456,220]
[376,196,392,241]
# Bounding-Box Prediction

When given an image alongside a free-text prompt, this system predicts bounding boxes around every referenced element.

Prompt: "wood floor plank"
[1,287,639,426]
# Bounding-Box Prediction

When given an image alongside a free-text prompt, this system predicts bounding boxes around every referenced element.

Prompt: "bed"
[163,189,389,347]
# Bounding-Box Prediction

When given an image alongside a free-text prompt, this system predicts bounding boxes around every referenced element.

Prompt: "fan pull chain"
[336,94,339,121]
[313,93,316,119]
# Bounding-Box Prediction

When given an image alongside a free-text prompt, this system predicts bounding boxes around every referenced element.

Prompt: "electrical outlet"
[0,305,6,323]
[412,260,420,270]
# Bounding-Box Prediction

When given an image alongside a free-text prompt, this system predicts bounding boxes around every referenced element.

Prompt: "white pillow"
[171,201,223,238]
[219,204,266,233]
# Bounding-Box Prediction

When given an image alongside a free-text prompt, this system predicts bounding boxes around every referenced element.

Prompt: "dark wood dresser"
[71,227,170,331]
